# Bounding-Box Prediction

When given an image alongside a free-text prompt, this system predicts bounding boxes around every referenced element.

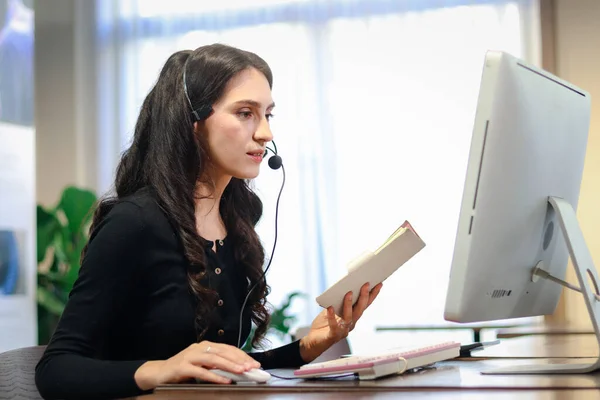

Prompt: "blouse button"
[217,299,224,307]
[218,329,225,336]
[215,267,222,275]
[219,239,224,246]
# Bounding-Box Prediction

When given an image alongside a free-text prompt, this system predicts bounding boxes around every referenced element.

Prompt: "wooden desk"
[131,389,600,399]
[476,334,599,359]
[126,336,600,399]
[155,358,600,390]
[135,358,600,399]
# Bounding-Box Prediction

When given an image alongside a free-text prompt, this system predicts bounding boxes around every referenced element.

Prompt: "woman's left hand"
[299,282,383,363]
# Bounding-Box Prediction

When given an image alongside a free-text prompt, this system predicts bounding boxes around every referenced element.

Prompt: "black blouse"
[35,189,304,400]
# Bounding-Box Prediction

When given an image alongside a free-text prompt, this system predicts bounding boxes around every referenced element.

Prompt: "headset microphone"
[237,141,285,348]
[265,148,283,170]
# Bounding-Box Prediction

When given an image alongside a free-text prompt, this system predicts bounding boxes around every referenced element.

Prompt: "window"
[98,0,541,348]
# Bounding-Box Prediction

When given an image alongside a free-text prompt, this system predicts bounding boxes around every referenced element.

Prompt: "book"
[316,220,426,316]
[294,341,460,380]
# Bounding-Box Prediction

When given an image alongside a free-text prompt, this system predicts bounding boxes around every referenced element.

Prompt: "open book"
[316,221,426,316]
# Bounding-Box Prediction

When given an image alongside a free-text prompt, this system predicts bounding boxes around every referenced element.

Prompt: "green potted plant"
[242,291,307,351]
[36,186,97,344]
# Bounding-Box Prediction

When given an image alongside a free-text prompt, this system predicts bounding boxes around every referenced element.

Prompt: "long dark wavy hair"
[83,43,273,347]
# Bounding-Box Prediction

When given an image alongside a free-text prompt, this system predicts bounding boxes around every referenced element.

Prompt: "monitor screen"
[444,50,591,324]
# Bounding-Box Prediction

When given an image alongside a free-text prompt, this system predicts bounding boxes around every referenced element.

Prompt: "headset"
[183,58,285,348]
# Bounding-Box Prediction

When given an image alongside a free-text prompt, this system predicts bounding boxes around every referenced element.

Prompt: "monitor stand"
[482,196,600,375]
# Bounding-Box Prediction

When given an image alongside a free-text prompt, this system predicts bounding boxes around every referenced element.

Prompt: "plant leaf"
[57,186,97,240]
[52,233,68,266]
[36,206,60,263]
[37,286,66,316]
[64,247,83,291]
[241,326,257,351]
[38,269,67,286]
[269,292,306,335]
[279,291,306,313]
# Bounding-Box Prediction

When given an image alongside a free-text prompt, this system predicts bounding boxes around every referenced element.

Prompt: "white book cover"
[316,221,426,316]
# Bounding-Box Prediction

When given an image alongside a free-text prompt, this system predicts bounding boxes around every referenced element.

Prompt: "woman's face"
[202,67,275,180]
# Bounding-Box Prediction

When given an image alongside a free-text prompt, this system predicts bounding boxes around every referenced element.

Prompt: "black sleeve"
[35,201,150,400]
[248,340,306,369]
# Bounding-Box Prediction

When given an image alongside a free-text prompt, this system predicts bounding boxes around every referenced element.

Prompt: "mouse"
[207,368,271,383]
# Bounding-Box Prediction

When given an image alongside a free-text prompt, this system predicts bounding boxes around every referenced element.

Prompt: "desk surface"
[138,335,600,399]
[130,389,600,399]
[476,333,599,359]
[154,358,600,393]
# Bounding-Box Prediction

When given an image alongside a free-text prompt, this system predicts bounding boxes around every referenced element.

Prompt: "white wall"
[35,0,99,206]
[552,0,600,325]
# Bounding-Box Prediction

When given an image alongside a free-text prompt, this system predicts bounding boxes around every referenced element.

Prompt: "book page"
[374,225,407,255]
[373,220,422,255]
[401,220,420,238]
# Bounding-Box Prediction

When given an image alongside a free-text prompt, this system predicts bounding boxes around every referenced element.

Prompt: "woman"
[35,43,382,400]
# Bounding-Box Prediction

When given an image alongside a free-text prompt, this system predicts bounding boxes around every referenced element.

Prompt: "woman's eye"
[238,111,253,119]
[266,113,275,121]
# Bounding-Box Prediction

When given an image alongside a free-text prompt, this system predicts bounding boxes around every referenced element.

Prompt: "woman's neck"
[194,173,231,241]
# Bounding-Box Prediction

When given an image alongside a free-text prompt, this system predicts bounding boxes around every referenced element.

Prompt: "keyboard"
[294,341,461,380]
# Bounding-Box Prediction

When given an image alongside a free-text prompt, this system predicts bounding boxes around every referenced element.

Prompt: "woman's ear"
[193,121,209,145]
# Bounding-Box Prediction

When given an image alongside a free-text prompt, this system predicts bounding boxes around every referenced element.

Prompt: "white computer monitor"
[443,50,600,374]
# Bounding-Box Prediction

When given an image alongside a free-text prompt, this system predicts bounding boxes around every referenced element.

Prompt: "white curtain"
[95,0,541,349]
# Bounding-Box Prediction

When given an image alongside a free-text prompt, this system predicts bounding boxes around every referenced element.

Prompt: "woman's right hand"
[134,341,261,390]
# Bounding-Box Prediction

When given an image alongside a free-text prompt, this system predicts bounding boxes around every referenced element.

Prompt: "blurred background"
[1,0,599,354]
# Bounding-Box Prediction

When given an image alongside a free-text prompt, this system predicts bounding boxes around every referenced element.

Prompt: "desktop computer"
[443,50,600,374]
